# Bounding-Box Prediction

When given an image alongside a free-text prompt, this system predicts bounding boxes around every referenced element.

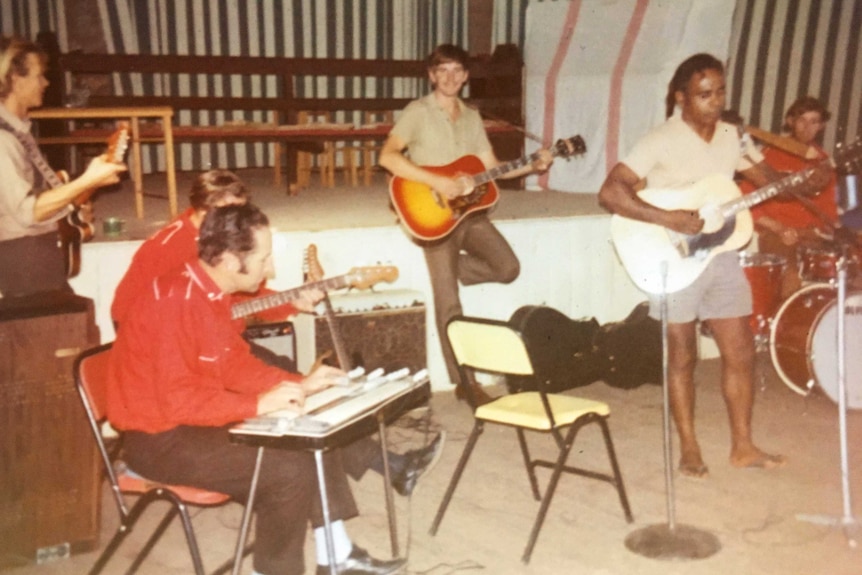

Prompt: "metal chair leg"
[515,428,541,500]
[429,421,484,535]
[521,424,579,564]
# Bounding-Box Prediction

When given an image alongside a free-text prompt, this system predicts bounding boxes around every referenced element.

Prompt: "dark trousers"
[124,426,360,575]
[0,232,69,297]
[423,214,520,381]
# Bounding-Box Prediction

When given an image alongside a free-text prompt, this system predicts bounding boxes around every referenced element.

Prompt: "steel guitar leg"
[377,413,400,557]
[231,447,264,575]
[315,449,338,575]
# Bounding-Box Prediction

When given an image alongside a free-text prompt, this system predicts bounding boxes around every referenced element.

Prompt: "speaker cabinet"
[0,294,101,567]
[294,290,426,374]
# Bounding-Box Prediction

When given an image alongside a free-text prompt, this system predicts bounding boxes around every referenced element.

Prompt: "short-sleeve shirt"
[389,93,492,166]
[623,117,762,188]
[0,103,58,241]
[621,116,762,322]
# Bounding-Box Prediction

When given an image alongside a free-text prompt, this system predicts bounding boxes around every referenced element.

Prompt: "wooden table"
[30,106,178,219]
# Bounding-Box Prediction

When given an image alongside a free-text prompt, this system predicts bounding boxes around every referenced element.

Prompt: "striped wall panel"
[2,0,858,175]
[0,0,67,49]
[94,0,471,173]
[727,0,860,156]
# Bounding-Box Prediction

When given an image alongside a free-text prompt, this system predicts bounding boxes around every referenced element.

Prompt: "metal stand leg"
[232,447,264,575]
[625,260,721,560]
[377,414,400,557]
[314,449,338,575]
[797,255,860,547]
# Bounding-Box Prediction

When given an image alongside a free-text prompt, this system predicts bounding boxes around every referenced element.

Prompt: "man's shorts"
[647,251,752,323]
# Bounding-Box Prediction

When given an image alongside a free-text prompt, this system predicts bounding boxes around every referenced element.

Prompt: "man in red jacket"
[109,203,405,575]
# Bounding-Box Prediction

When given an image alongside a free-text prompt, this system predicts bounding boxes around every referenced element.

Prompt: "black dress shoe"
[391,431,445,497]
[315,545,405,575]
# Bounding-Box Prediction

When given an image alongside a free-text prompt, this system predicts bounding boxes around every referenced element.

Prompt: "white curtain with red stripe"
[523,0,736,193]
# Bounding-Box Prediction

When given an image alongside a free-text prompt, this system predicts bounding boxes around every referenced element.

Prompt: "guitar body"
[389,155,499,241]
[56,124,129,278]
[610,174,753,295]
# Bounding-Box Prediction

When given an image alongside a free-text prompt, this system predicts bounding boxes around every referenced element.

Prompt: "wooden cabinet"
[0,294,101,568]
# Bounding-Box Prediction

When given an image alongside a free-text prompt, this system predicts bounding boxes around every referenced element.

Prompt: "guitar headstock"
[107,121,130,164]
[304,243,325,282]
[554,135,587,159]
[346,266,399,290]
[835,137,862,174]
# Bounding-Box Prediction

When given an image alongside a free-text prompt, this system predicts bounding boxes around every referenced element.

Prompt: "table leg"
[130,117,144,219]
[231,446,264,575]
[314,449,338,575]
[162,112,178,217]
[377,414,400,557]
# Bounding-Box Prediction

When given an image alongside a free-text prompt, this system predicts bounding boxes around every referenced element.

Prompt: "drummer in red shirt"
[744,96,842,299]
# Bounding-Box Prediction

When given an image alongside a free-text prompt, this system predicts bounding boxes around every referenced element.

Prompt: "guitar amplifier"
[243,320,297,372]
[293,290,426,373]
[0,294,101,567]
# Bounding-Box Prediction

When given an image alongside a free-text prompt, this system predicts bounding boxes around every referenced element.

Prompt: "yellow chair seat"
[475,391,610,430]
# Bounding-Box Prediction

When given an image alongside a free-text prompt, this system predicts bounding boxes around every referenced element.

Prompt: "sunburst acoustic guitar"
[389,135,586,241]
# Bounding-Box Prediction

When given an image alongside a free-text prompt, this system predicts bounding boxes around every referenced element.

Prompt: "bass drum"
[769,284,862,408]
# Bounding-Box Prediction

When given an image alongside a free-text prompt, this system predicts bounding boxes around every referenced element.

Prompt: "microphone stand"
[796,251,860,547]
[625,261,721,560]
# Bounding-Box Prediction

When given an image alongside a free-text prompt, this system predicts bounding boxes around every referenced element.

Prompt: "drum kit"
[740,239,862,409]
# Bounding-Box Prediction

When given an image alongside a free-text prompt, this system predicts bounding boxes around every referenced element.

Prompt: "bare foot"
[730,446,787,470]
[679,448,709,478]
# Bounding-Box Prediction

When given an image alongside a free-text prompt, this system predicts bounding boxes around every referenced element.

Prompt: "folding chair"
[74,343,244,575]
[429,316,633,563]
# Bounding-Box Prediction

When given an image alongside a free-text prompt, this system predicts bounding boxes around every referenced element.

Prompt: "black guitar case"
[506,305,606,393]
[593,302,662,389]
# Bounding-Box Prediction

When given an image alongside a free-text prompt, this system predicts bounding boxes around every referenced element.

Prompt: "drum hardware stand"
[625,261,721,560]
[796,255,860,547]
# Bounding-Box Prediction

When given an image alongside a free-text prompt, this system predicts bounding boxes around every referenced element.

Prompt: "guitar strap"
[0,117,65,192]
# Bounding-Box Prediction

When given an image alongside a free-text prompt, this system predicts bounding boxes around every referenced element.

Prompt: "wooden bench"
[38,46,524,203]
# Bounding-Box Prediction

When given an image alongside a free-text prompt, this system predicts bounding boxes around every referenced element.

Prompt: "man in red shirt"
[746,96,841,298]
[111,169,444,496]
[111,169,304,326]
[108,203,405,575]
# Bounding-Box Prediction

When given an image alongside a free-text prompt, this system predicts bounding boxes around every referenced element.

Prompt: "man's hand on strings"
[257,382,306,415]
[435,174,475,200]
[293,286,324,313]
[301,364,346,395]
[663,209,705,235]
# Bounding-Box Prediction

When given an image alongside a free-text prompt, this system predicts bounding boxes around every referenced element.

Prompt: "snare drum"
[797,245,860,283]
[769,284,862,408]
[739,252,785,339]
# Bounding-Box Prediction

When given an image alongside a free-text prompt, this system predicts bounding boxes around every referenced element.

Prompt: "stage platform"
[71,168,646,388]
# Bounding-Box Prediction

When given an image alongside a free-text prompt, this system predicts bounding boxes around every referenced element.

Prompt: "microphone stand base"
[625,523,721,560]
[797,514,860,548]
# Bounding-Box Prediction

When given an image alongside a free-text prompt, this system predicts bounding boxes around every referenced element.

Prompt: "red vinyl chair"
[74,343,242,575]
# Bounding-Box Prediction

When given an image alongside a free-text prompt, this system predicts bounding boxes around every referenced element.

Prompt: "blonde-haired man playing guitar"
[0,36,126,299]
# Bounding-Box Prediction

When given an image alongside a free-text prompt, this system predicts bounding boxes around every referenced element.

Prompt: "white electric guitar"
[610,138,862,295]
